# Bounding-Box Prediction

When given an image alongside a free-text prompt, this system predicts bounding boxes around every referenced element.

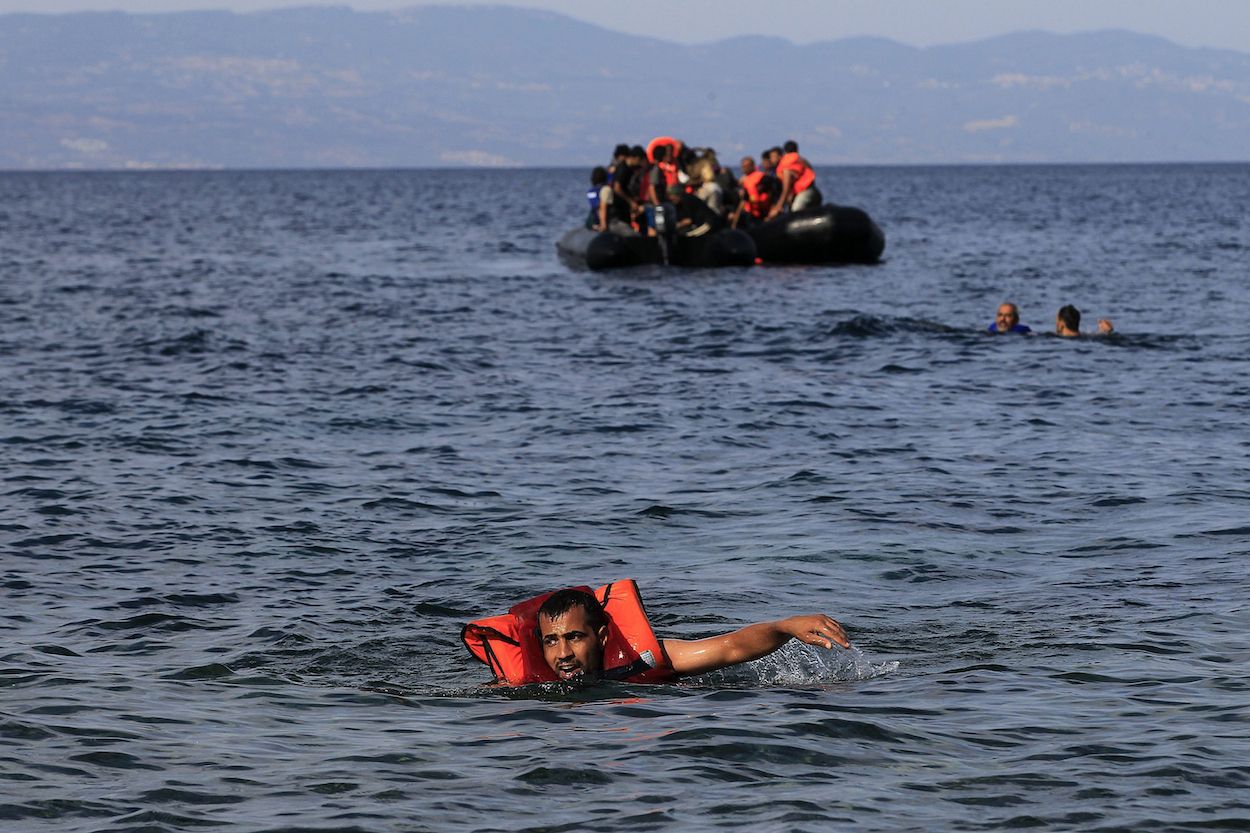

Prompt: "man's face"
[996,304,1019,331]
[741,157,755,176]
[539,606,606,681]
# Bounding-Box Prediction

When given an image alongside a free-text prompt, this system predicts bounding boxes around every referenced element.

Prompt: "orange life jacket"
[776,152,815,195]
[461,579,674,686]
[740,170,774,218]
[646,136,683,165]
[646,136,684,192]
[658,161,680,190]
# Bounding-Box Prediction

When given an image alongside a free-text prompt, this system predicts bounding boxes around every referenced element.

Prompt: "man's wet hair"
[1058,304,1081,332]
[538,588,608,631]
[783,140,799,153]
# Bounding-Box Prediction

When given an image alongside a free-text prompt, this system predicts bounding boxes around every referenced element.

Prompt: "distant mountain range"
[2,5,1249,169]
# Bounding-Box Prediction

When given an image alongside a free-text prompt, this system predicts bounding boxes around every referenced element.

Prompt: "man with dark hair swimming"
[537,588,849,682]
[1056,304,1115,336]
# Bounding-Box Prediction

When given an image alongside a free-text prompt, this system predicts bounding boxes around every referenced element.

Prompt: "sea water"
[2,164,1249,832]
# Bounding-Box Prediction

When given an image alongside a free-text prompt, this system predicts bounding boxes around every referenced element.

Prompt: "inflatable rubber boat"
[745,204,885,265]
[556,225,757,271]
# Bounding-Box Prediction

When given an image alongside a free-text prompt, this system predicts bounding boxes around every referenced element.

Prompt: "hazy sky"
[2,0,1249,53]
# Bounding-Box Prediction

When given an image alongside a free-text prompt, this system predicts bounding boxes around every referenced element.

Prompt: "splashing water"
[688,642,899,689]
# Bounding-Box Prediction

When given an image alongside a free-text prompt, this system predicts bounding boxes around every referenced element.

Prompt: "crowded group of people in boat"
[586,137,822,237]
[584,139,1116,335]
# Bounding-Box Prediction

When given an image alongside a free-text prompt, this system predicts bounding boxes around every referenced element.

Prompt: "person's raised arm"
[661,614,849,677]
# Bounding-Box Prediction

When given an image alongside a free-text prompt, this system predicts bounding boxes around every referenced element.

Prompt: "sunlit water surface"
[2,164,1249,832]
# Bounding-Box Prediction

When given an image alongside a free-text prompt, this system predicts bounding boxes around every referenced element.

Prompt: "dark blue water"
[2,164,1249,832]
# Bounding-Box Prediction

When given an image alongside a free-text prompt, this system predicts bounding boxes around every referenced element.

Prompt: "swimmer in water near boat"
[539,588,847,681]
[1056,304,1114,336]
[463,581,849,686]
[987,302,1032,334]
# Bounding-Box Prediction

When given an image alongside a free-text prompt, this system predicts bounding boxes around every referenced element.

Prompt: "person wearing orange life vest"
[641,141,687,237]
[627,145,650,232]
[534,587,848,683]
[645,142,682,201]
[767,139,823,219]
[731,155,778,228]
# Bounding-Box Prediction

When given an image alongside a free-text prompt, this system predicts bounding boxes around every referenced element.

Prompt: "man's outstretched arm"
[661,615,850,677]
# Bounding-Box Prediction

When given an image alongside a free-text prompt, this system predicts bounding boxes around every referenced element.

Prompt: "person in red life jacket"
[642,144,686,237]
[641,144,665,208]
[646,142,682,201]
[767,139,822,219]
[731,156,779,228]
[537,587,849,683]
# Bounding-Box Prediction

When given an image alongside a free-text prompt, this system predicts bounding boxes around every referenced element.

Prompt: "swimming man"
[988,302,1032,334]
[539,587,848,682]
[1056,304,1115,336]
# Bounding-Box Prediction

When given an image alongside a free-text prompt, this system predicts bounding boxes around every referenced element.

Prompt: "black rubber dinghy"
[557,227,757,271]
[746,204,885,265]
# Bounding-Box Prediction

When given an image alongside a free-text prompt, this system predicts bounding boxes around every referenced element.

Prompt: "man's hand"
[780,614,850,650]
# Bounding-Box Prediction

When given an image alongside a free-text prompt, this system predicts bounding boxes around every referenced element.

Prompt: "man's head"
[740,156,756,176]
[613,143,630,161]
[591,166,608,187]
[537,589,608,681]
[995,302,1020,331]
[1057,304,1081,336]
[652,144,669,163]
[765,147,782,168]
[783,139,799,154]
